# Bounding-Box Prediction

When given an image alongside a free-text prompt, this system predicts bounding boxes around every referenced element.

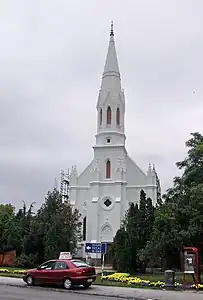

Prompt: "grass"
[94,271,203,288]
[0,267,201,288]
[138,272,203,284]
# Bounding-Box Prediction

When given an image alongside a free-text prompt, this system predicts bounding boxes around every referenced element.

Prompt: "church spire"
[102,21,120,81]
[96,22,125,143]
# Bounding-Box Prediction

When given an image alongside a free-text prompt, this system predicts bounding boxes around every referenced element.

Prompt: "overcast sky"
[0,0,203,209]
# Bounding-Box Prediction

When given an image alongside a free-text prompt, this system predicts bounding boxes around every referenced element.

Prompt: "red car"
[23,259,96,289]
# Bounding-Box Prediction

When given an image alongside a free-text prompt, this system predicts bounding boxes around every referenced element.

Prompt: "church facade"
[68,24,160,258]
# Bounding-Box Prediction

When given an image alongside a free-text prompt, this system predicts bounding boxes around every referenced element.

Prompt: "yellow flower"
[13,269,26,274]
[0,269,9,273]
[100,272,203,290]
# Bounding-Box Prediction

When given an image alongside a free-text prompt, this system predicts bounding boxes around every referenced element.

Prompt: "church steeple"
[102,21,120,78]
[101,21,121,92]
[95,22,126,147]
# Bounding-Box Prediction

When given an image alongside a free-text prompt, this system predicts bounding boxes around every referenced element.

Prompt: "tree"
[113,228,130,272]
[143,132,203,270]
[176,132,203,186]
[0,204,16,252]
[137,192,155,272]
[0,188,82,268]
[33,189,82,261]
[113,191,155,273]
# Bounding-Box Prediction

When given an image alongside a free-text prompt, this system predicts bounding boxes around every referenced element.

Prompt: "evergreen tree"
[113,192,155,273]
[143,132,203,271]
[35,189,82,261]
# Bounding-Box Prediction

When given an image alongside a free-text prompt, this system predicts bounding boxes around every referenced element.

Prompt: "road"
[0,277,203,300]
[0,285,114,300]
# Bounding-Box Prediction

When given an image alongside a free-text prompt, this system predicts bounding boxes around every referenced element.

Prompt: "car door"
[35,261,56,284]
[51,261,70,284]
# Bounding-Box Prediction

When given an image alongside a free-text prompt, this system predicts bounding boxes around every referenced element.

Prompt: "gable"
[77,160,94,186]
[126,154,148,186]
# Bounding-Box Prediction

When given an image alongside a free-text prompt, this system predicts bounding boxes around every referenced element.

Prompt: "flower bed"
[101,272,203,290]
[0,268,25,275]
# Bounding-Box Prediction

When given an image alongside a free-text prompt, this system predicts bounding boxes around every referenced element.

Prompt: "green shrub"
[15,253,39,269]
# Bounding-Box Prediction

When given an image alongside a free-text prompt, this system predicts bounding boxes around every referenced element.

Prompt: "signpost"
[85,243,107,254]
[85,243,107,276]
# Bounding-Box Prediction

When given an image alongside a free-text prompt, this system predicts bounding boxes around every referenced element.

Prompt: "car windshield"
[71,260,90,268]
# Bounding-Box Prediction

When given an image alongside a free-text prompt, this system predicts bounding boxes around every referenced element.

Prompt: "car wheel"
[83,283,92,288]
[63,278,72,290]
[26,275,34,286]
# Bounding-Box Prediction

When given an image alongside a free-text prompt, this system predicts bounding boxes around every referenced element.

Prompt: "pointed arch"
[82,216,86,241]
[99,108,102,126]
[116,107,120,125]
[101,224,111,234]
[106,159,111,178]
[106,106,111,125]
[101,222,113,234]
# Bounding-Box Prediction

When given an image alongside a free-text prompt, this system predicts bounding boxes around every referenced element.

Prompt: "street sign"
[85,243,107,254]
[59,252,72,259]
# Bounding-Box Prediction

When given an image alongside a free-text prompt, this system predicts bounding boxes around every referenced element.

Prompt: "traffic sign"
[85,243,107,254]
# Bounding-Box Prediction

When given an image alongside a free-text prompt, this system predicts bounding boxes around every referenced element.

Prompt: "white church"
[67,23,160,259]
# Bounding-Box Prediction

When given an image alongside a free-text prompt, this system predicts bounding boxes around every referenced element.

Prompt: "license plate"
[87,279,93,282]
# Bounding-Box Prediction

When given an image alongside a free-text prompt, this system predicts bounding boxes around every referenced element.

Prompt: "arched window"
[116,107,120,125]
[83,216,86,241]
[100,108,102,125]
[106,160,111,178]
[106,106,111,125]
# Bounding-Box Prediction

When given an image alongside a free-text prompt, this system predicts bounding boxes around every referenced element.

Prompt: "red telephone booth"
[183,247,199,289]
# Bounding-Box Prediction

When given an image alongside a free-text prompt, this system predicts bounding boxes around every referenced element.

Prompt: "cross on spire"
[110,20,114,36]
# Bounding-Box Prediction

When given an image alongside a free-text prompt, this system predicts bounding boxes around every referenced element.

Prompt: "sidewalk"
[95,267,115,274]
[0,276,202,299]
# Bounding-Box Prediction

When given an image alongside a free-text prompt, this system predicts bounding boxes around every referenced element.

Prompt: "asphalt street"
[0,277,203,300]
[0,285,116,300]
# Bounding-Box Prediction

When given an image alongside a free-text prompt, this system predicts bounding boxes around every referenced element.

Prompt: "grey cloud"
[1,0,203,208]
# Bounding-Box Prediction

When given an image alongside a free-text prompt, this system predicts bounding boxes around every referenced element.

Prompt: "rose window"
[104,199,112,207]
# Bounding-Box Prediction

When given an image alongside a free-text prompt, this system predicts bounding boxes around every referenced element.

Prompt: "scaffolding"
[60,169,70,203]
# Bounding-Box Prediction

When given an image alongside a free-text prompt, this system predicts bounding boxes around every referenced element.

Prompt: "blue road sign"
[85,243,107,254]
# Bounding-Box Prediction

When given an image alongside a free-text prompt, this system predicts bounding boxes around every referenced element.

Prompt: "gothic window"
[106,160,111,178]
[82,216,86,241]
[106,106,111,125]
[100,108,102,125]
[116,107,120,125]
